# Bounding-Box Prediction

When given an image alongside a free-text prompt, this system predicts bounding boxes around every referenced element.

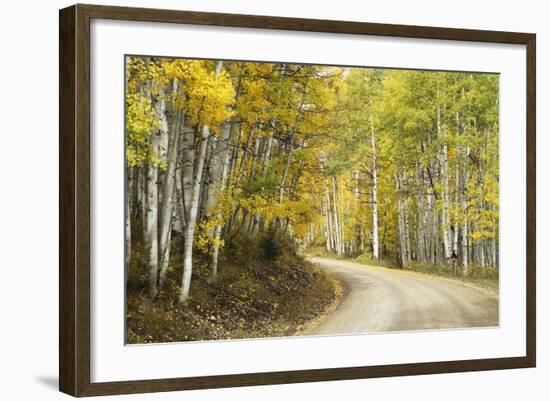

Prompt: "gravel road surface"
[306,257,499,335]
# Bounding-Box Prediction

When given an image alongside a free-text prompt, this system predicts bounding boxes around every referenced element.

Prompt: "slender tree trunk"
[337,181,345,255]
[204,123,232,217]
[438,103,452,260]
[324,178,335,252]
[175,165,187,233]
[279,133,295,204]
[370,127,380,260]
[158,82,181,287]
[125,167,132,270]
[180,125,211,303]
[491,235,497,268]
[125,59,132,258]
[250,132,273,238]
[461,145,470,274]
[331,176,342,255]
[179,121,195,291]
[262,134,274,173]
[178,62,226,303]
[479,239,486,267]
[139,166,147,241]
[228,127,254,233]
[145,83,167,300]
[404,198,411,263]
[322,199,331,252]
[199,135,216,218]
[452,169,460,264]
[416,163,427,263]
[279,81,307,205]
[207,121,236,284]
[145,147,160,299]
[397,199,407,267]
[461,220,469,274]
[396,173,408,268]
[250,136,260,180]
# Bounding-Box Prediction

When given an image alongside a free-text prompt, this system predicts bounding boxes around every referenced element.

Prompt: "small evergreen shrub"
[261,226,282,260]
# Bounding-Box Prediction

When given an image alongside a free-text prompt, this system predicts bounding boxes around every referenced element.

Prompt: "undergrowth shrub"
[261,226,283,260]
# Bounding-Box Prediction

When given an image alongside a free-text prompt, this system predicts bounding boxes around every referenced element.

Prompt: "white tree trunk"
[322,199,331,252]
[146,150,159,299]
[404,198,411,263]
[461,147,470,274]
[397,197,407,267]
[250,133,273,238]
[204,125,231,213]
[250,135,260,179]
[331,176,342,255]
[479,240,486,267]
[461,220,469,273]
[145,84,167,300]
[452,169,460,257]
[139,167,147,240]
[438,103,452,260]
[338,182,345,255]
[262,134,273,173]
[324,179,335,252]
[396,174,408,267]
[279,133,294,204]
[207,121,234,284]
[416,164,427,262]
[125,167,132,270]
[370,130,380,260]
[179,125,211,303]
[279,81,307,206]
[491,236,497,268]
[158,82,181,287]
[427,190,437,264]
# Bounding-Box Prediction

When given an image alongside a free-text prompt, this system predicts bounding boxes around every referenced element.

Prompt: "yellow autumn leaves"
[126,57,235,167]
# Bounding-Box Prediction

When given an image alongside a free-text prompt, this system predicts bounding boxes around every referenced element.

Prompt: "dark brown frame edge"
[59,3,536,397]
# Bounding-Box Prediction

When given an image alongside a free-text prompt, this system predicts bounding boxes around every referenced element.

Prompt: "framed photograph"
[59,4,536,397]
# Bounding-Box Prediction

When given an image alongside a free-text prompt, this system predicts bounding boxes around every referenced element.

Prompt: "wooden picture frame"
[59,3,536,397]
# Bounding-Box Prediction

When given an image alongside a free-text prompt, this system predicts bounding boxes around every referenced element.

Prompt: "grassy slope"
[127,239,339,344]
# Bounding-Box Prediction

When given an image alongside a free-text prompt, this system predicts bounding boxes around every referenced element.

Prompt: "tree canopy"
[125,56,499,304]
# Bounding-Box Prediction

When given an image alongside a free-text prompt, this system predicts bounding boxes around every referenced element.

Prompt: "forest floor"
[304,257,499,336]
[126,239,342,344]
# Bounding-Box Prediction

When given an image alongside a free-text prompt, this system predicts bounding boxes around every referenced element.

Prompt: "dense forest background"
[125,56,499,342]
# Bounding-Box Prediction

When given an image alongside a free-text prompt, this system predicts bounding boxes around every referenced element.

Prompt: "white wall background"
[0,0,546,400]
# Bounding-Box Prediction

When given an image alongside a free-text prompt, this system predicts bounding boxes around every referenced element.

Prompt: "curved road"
[306,258,499,335]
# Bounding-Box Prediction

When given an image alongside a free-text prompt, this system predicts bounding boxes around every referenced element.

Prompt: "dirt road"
[306,257,499,335]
